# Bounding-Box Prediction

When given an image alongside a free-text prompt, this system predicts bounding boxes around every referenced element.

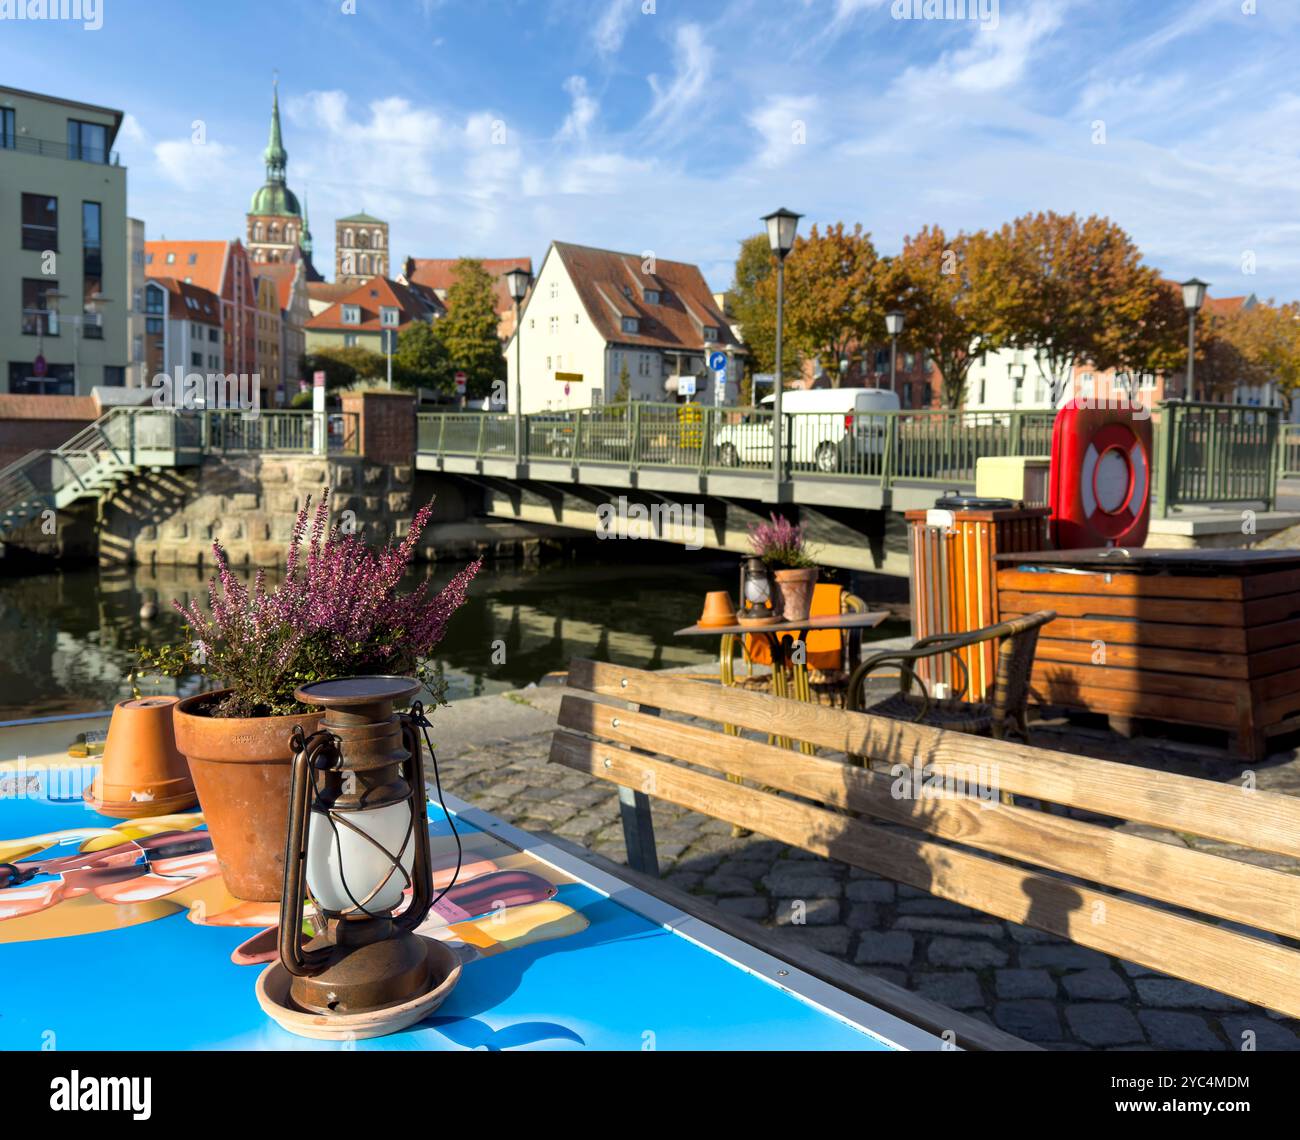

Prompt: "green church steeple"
[249,76,301,219]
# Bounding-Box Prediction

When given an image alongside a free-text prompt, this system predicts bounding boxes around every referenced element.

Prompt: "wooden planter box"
[995,549,1300,760]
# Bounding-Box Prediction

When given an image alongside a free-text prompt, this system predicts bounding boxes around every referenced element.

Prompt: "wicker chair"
[845,610,1057,744]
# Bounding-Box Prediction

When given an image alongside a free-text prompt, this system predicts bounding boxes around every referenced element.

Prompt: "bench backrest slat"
[558,695,1300,941]
[551,728,1300,1020]
[567,658,1300,860]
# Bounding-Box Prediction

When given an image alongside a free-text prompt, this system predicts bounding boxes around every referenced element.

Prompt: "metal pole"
[1186,311,1197,402]
[514,299,523,463]
[889,334,898,394]
[772,256,785,488]
[386,337,393,390]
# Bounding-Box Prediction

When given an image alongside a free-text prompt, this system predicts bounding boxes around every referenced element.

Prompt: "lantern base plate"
[737,615,781,627]
[255,936,461,1040]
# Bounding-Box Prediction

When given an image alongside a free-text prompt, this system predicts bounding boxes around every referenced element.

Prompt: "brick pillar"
[340,390,415,465]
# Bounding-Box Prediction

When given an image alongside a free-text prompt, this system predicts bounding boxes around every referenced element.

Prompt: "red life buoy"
[1050,402,1152,548]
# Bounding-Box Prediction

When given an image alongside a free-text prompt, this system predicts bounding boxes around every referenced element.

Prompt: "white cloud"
[154,137,238,193]
[748,95,818,168]
[558,76,598,142]
[593,0,635,56]
[643,23,712,142]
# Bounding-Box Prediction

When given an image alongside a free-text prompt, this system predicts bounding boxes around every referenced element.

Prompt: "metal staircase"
[0,408,195,542]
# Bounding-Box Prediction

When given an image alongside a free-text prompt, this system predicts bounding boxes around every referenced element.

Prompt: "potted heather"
[747,513,820,622]
[139,491,479,902]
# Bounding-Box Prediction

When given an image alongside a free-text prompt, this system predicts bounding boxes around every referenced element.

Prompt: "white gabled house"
[505,241,745,413]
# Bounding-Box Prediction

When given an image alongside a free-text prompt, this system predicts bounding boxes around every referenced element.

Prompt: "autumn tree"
[982,212,1181,404]
[892,226,1003,408]
[436,258,507,398]
[730,233,801,378]
[1203,300,1300,408]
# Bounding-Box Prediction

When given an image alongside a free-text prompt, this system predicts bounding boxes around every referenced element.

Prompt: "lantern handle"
[279,726,338,977]
[397,703,462,934]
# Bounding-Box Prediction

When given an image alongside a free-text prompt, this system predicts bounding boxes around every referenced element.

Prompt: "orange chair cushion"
[745,583,845,671]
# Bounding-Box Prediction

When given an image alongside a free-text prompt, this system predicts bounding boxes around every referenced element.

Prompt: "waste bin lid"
[933,490,1017,510]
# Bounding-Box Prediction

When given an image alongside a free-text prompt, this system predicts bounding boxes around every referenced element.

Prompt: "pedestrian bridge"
[414,404,1060,512]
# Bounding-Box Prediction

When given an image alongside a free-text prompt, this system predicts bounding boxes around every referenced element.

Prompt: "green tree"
[614,359,631,403]
[730,233,801,379]
[436,258,507,398]
[302,351,360,392]
[314,346,386,385]
[393,320,452,392]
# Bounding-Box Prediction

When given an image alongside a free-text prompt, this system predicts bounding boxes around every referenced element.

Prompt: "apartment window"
[68,119,109,163]
[209,328,219,342]
[22,279,58,335]
[146,318,163,335]
[549,316,559,334]
[702,325,718,341]
[529,318,535,329]
[10,361,74,396]
[344,334,358,347]
[621,317,639,334]
[133,288,143,313]
[549,282,559,299]
[191,351,203,367]
[133,335,143,363]
[574,313,579,324]
[166,252,176,264]
[21,194,58,251]
[546,356,552,370]
[644,290,660,304]
[342,305,361,325]
[0,108,14,149]
[380,306,399,327]
[82,201,102,315]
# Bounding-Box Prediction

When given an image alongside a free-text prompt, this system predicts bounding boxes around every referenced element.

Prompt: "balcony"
[0,135,121,166]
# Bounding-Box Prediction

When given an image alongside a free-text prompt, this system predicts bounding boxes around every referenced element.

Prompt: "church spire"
[264,74,287,185]
[299,189,313,255]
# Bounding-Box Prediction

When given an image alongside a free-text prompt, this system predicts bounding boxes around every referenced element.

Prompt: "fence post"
[1009,410,1024,456]
[630,402,641,472]
[881,412,896,491]
[1266,407,1280,512]
[1154,401,1176,517]
[475,415,486,459]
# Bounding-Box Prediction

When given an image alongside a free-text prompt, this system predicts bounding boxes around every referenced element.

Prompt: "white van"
[713,386,900,472]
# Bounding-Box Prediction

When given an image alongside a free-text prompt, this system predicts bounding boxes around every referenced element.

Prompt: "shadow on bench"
[549,657,1300,1050]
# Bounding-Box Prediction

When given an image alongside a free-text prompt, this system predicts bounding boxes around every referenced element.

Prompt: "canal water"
[0,555,908,720]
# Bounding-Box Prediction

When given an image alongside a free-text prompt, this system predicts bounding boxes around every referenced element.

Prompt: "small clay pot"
[697,590,738,628]
[173,690,322,902]
[84,696,198,819]
[773,567,819,622]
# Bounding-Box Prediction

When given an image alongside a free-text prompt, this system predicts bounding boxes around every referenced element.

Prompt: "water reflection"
[0,558,782,718]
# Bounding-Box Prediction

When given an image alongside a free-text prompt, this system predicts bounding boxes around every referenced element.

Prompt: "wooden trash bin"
[995,548,1300,760]
[907,498,1050,701]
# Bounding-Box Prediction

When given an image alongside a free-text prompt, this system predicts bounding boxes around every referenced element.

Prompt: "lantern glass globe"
[306,800,416,914]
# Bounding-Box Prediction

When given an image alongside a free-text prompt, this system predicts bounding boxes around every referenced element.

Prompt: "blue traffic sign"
[709,351,727,372]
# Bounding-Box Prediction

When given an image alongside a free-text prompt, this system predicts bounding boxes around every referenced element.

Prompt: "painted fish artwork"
[0,748,900,1051]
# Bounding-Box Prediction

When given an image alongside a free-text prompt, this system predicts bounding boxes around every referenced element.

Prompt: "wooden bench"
[550,658,1300,1046]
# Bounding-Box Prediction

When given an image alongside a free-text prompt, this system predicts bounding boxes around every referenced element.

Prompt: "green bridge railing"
[419,400,1289,514]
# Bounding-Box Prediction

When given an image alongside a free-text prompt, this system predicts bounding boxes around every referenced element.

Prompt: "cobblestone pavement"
[433,695,1300,1052]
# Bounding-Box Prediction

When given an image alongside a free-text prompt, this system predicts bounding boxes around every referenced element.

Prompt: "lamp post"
[885,309,904,395]
[761,207,801,488]
[505,266,532,463]
[1182,277,1208,401]
[44,290,112,393]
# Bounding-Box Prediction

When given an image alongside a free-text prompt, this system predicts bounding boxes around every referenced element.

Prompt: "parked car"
[713,387,900,472]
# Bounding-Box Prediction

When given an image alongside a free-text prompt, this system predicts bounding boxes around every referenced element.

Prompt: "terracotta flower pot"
[773,567,819,622]
[173,690,323,902]
[697,590,738,628]
[84,696,198,819]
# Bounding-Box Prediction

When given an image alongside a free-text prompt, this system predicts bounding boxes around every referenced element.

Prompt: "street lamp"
[44,289,112,392]
[1182,277,1209,402]
[885,309,904,395]
[761,207,801,488]
[505,266,532,462]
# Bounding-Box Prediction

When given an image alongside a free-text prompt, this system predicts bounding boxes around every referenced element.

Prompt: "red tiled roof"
[548,241,738,352]
[404,256,532,316]
[305,276,429,332]
[255,261,302,313]
[145,241,231,294]
[307,281,356,305]
[149,276,222,325]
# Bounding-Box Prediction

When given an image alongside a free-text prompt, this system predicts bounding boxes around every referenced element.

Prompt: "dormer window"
[342,305,361,325]
[702,325,719,341]
[644,289,660,304]
[380,306,399,327]
[621,317,639,334]
[622,285,633,300]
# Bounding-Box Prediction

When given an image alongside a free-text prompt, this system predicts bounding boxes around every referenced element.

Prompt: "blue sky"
[3,0,1299,299]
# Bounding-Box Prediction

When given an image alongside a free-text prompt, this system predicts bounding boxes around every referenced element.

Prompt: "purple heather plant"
[143,490,480,718]
[747,512,818,570]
